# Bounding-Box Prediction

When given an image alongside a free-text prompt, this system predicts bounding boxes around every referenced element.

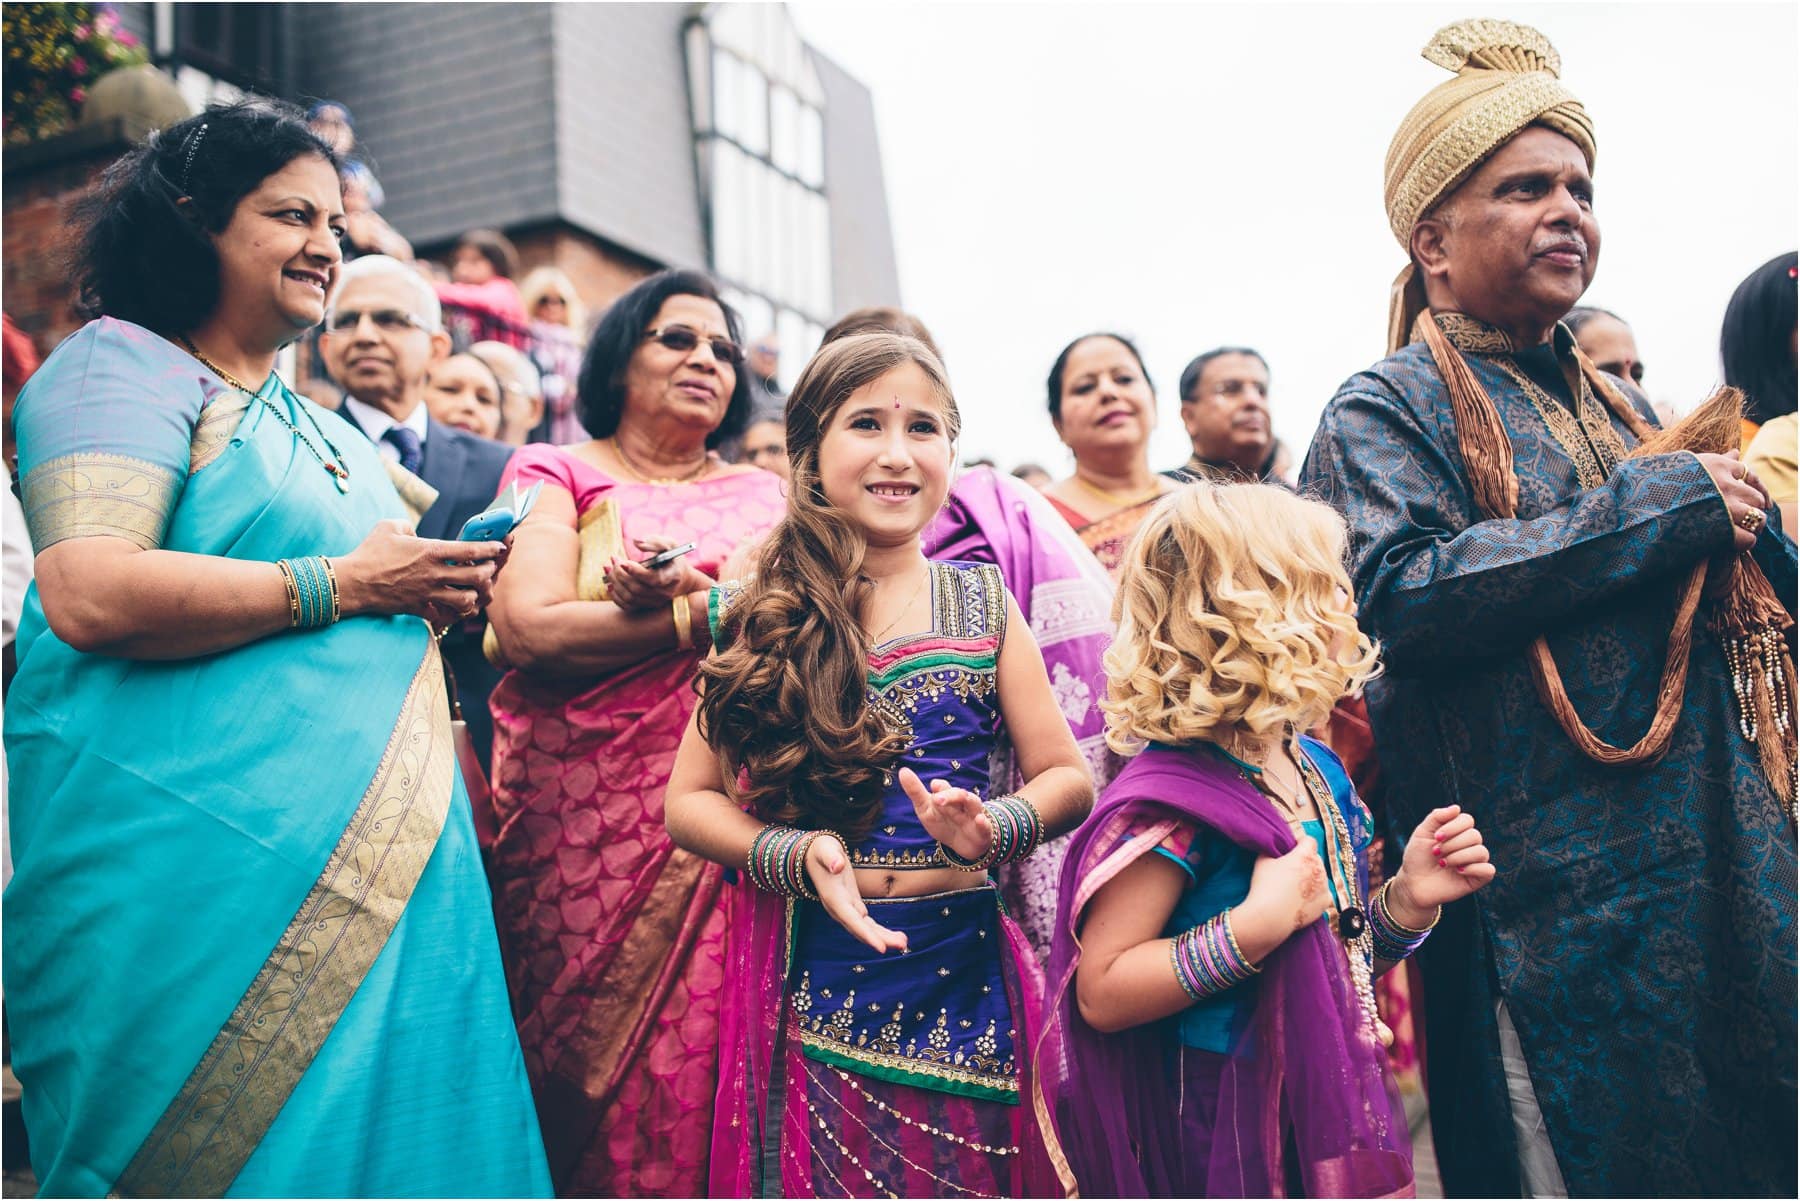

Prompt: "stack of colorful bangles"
[1170,909,1260,1002]
[747,825,841,900]
[276,556,340,630]
[939,794,1044,872]
[1368,878,1440,961]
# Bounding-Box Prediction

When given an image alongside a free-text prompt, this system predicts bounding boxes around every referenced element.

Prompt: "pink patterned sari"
[486,445,786,1196]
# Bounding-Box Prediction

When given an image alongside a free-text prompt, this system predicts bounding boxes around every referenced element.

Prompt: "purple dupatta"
[925,467,1122,958]
[1033,745,1414,1198]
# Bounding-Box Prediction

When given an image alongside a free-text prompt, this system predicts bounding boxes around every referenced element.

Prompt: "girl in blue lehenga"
[3,101,550,1197]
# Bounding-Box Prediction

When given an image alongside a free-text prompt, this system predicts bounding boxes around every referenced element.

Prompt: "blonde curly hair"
[1101,483,1380,755]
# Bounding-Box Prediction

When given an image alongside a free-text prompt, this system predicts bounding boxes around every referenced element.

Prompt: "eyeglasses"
[327,308,426,333]
[536,295,568,308]
[644,325,745,365]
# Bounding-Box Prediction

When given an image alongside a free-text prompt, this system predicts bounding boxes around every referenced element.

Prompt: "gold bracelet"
[1375,878,1441,936]
[276,560,302,628]
[320,557,342,625]
[671,593,695,650]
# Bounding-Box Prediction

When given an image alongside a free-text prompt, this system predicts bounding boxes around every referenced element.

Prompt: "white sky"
[789,1,1799,474]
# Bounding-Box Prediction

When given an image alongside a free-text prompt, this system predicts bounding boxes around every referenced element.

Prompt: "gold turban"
[1383,19,1597,351]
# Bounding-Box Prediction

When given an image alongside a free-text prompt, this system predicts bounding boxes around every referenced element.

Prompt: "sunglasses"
[644,325,745,365]
[327,308,426,333]
[536,295,568,307]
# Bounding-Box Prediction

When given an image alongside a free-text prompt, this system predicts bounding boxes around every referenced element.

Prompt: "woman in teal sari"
[4,101,551,1197]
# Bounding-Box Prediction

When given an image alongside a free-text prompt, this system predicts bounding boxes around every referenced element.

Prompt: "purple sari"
[1034,746,1413,1198]
[924,468,1120,959]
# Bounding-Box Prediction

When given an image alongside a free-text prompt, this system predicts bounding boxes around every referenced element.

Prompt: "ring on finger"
[1737,508,1766,533]
[1735,462,1749,481]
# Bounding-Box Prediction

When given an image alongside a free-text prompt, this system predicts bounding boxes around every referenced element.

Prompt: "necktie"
[383,425,424,475]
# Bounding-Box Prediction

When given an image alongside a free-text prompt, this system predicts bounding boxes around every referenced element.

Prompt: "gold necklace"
[609,436,709,485]
[179,336,351,492]
[870,563,932,644]
[1071,472,1164,511]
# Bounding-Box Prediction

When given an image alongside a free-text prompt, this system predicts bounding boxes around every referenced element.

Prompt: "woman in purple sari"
[1036,484,1496,1197]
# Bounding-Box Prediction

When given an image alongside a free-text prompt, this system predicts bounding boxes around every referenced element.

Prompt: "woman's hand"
[1389,804,1496,923]
[1229,839,1330,961]
[806,832,909,954]
[332,518,506,628]
[899,767,992,862]
[605,536,713,610]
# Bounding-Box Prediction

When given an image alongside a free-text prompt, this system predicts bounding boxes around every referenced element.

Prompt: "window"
[688,5,832,374]
[167,2,287,94]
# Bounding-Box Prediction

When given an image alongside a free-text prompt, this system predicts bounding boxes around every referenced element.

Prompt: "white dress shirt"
[343,395,429,464]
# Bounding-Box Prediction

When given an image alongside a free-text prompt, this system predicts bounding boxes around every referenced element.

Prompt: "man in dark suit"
[320,254,514,769]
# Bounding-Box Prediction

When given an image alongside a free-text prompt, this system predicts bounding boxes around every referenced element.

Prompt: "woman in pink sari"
[484,270,785,1196]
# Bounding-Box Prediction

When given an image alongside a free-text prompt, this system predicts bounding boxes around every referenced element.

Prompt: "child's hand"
[805,832,909,955]
[1390,805,1495,921]
[1238,840,1330,947]
[898,767,992,863]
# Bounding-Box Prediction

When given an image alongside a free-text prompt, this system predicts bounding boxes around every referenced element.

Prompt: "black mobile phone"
[640,542,698,569]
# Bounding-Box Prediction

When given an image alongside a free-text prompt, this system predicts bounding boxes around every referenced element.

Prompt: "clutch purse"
[482,496,625,669]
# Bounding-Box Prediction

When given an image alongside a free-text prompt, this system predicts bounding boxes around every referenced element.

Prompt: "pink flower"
[70,87,86,104]
[73,24,90,39]
[69,57,88,76]
[95,11,115,31]
[116,31,137,47]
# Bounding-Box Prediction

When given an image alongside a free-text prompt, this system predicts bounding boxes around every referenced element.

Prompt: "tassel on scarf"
[1421,311,1797,817]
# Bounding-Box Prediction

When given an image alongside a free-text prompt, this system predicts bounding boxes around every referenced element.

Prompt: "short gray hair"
[330,254,442,331]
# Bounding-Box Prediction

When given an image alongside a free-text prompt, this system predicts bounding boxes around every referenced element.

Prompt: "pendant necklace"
[180,336,351,492]
[870,562,932,643]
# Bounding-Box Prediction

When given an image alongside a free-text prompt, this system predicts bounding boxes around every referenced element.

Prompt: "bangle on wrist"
[1171,908,1260,1002]
[672,593,695,650]
[277,556,341,630]
[746,825,842,901]
[938,794,1044,872]
[1369,877,1439,961]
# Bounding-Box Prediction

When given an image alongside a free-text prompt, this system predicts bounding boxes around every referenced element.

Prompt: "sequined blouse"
[709,559,1010,868]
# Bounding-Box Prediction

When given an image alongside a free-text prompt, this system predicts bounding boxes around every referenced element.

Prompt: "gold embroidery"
[114,646,455,1198]
[1429,311,1515,354]
[1489,358,1615,489]
[1432,312,1632,490]
[21,452,179,552]
[188,392,251,474]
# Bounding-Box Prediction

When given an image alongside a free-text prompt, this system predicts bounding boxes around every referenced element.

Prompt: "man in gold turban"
[1300,18,1796,1199]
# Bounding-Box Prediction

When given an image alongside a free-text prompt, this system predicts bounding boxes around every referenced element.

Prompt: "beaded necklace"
[1293,746,1392,1047]
[1221,739,1391,1047]
[179,337,351,492]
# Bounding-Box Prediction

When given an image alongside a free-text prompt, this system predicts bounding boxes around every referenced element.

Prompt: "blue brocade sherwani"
[1300,314,1796,1198]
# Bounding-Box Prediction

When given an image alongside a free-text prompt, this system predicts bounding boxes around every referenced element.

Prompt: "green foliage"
[4,3,149,144]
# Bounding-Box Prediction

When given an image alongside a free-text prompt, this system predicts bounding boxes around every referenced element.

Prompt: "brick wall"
[1,132,136,362]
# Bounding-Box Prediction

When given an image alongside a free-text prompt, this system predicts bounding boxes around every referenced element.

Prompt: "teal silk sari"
[4,319,551,1197]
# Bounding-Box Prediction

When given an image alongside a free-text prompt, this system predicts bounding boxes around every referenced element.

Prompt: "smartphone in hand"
[459,481,543,542]
[639,542,698,569]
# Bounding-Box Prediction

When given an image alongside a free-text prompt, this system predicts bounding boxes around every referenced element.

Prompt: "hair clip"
[179,122,210,192]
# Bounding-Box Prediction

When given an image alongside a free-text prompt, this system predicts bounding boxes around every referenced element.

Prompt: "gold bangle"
[1376,878,1441,936]
[320,557,342,624]
[276,560,302,628]
[672,593,695,650]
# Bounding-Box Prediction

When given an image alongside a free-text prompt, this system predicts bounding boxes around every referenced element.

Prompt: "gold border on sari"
[21,452,179,552]
[114,645,456,1198]
[189,393,252,474]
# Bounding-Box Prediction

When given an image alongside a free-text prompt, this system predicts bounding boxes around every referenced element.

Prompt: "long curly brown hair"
[697,333,960,841]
